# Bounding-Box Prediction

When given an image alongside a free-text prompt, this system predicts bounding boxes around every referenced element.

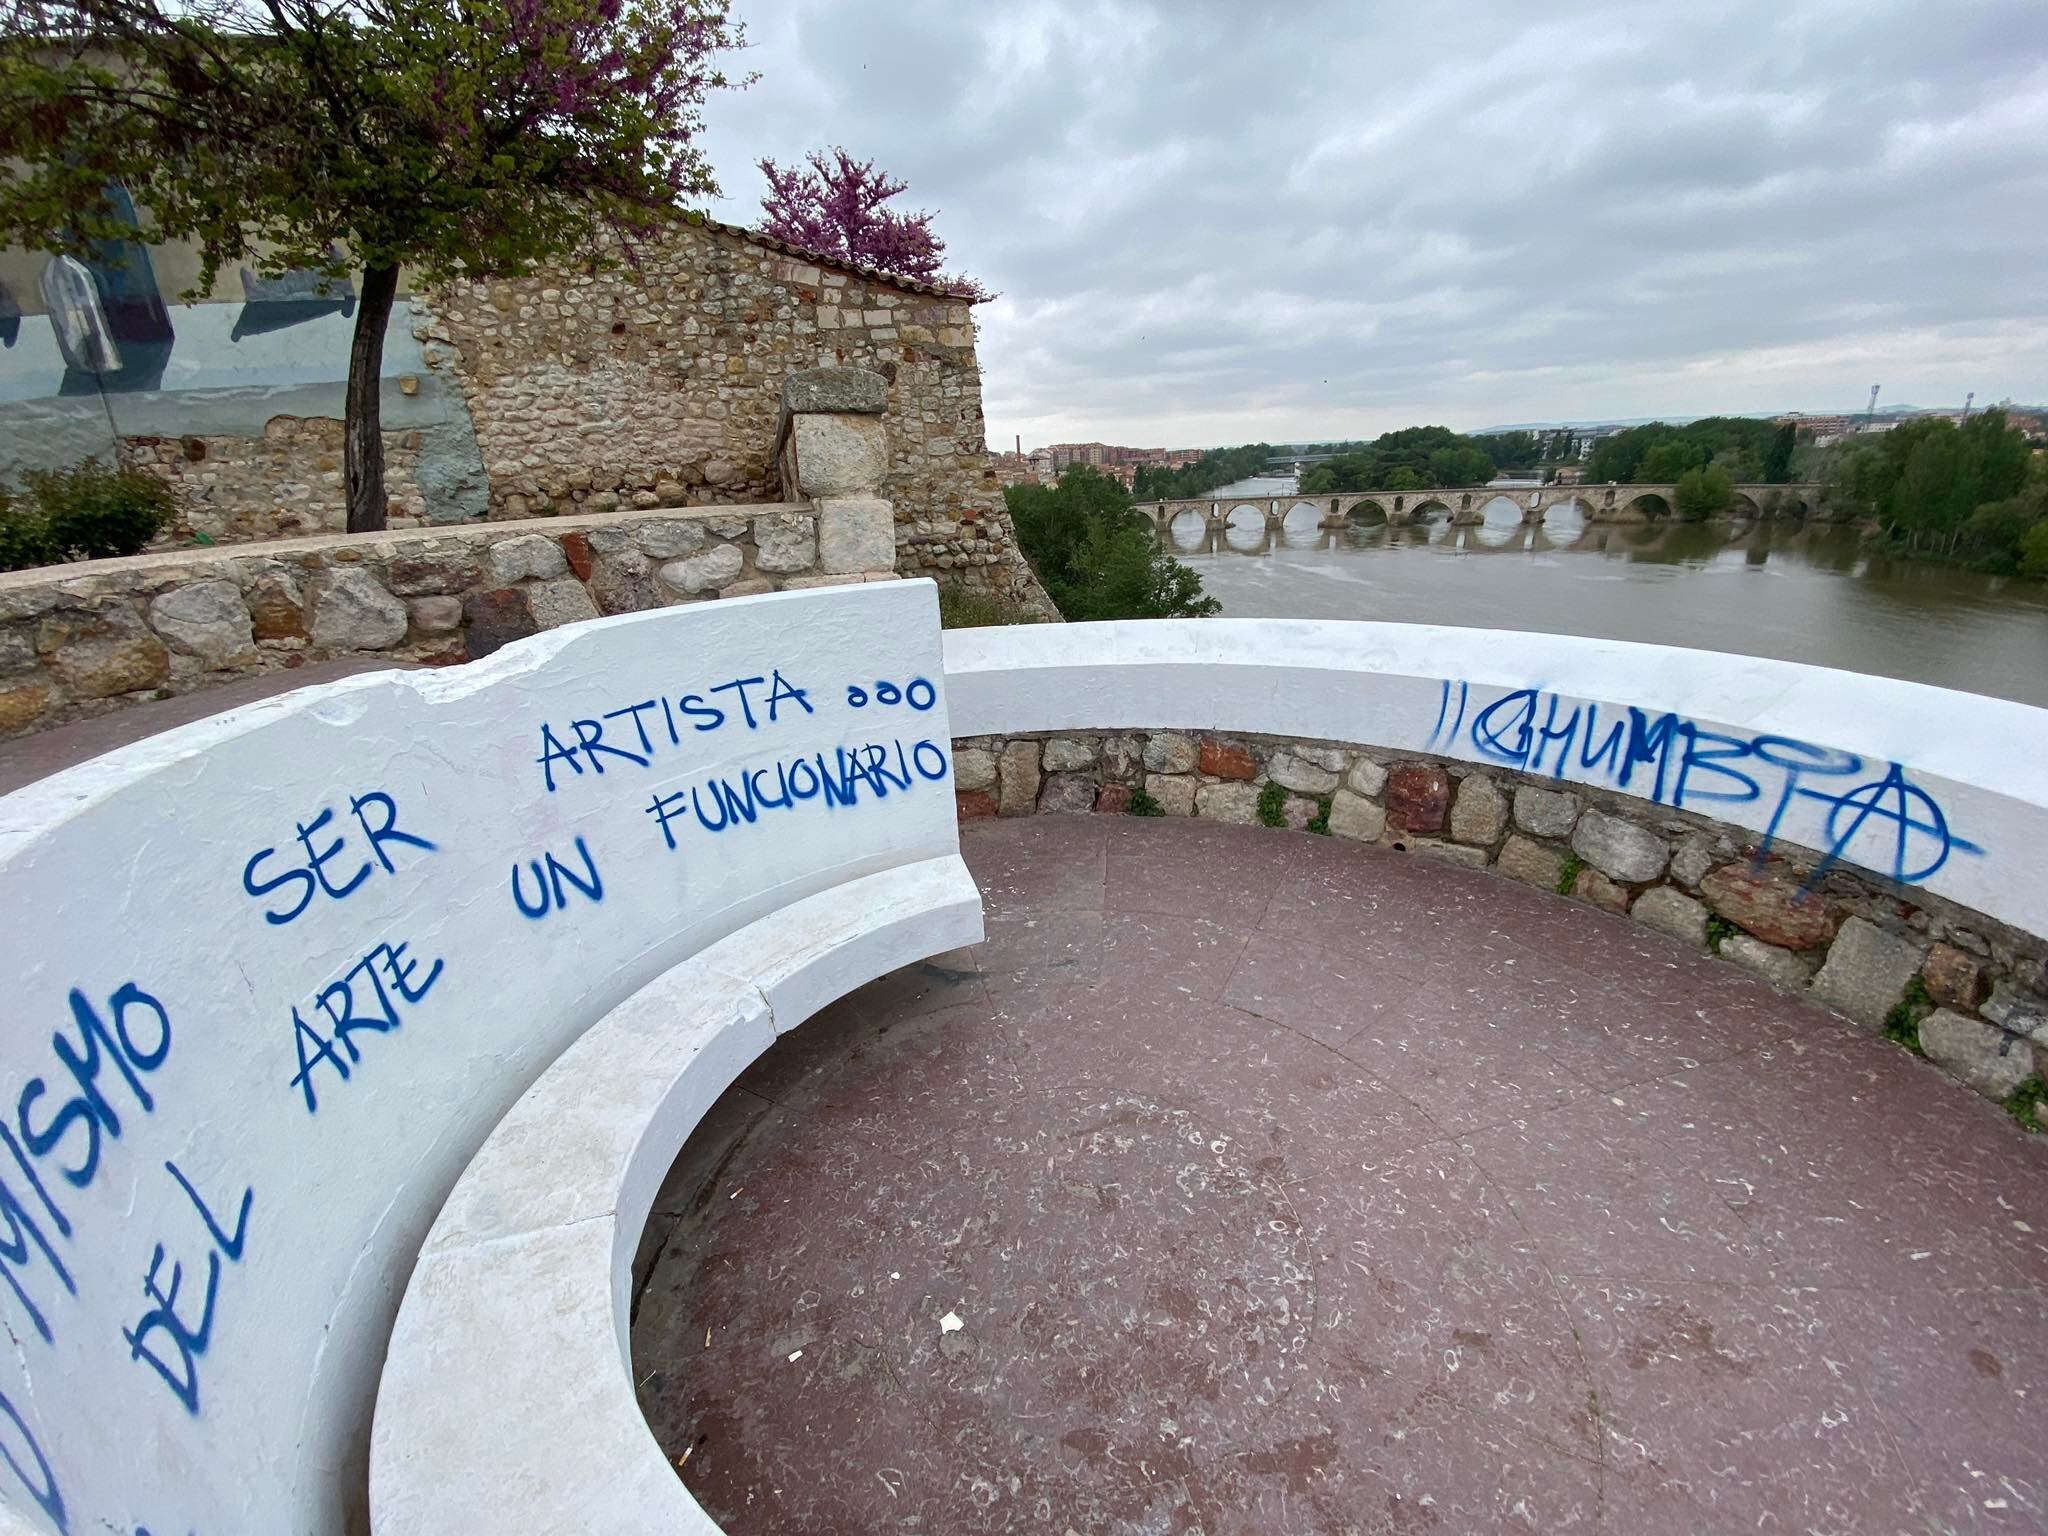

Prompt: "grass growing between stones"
[936,586,1040,628]
[1555,853,1583,896]
[1257,782,1288,828]
[1881,977,1934,1057]
[2005,1077,2047,1134]
[1307,796,1333,836]
[1126,787,1165,817]
[1705,915,1738,954]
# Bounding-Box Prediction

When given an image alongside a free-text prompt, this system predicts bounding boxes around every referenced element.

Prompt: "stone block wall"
[0,502,892,738]
[125,417,433,544]
[954,727,2048,1118]
[409,220,1049,612]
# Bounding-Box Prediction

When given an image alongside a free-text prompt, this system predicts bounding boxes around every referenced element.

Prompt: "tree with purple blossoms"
[757,147,990,301]
[0,0,747,531]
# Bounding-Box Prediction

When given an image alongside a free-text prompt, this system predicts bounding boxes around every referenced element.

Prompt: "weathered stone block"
[1039,773,1097,815]
[407,596,463,634]
[1095,783,1133,814]
[753,512,816,573]
[1143,732,1198,774]
[1345,757,1387,798]
[789,414,888,499]
[1041,737,1096,772]
[1573,866,1629,912]
[955,790,998,820]
[559,532,594,582]
[1809,917,1925,1031]
[1101,736,1142,781]
[148,580,253,668]
[635,520,707,560]
[1699,862,1835,950]
[1414,839,1489,870]
[1669,834,1719,890]
[997,740,1040,816]
[816,496,896,573]
[1384,763,1450,835]
[1269,749,1339,795]
[952,747,997,793]
[1497,834,1564,890]
[383,556,480,597]
[0,683,53,732]
[1450,776,1508,845]
[1920,1009,2034,1100]
[1198,739,1256,780]
[47,606,170,698]
[1921,944,1985,1010]
[1326,789,1385,843]
[1571,810,1668,884]
[1722,934,1815,991]
[660,544,745,595]
[310,569,408,651]
[1982,982,2048,1041]
[462,587,537,659]
[781,366,888,416]
[1195,781,1261,825]
[1147,774,1197,816]
[485,533,568,585]
[588,552,655,615]
[1513,785,1579,840]
[526,577,600,630]
[719,578,776,599]
[1631,886,1708,947]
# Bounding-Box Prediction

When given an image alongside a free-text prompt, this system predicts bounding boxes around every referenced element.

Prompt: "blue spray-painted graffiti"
[241,790,438,927]
[510,837,604,920]
[287,941,446,1114]
[645,737,951,851]
[536,669,818,793]
[123,1161,251,1417]
[1428,681,1980,887]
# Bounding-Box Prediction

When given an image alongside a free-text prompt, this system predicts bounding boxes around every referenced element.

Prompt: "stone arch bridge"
[1134,482,1823,534]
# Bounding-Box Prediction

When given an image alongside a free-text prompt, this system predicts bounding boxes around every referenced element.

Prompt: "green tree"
[1639,439,1706,482]
[1,0,747,532]
[1761,423,1796,483]
[1006,466,1219,621]
[1674,464,1734,521]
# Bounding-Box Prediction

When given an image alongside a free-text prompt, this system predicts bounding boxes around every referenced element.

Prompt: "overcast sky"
[698,1,2048,450]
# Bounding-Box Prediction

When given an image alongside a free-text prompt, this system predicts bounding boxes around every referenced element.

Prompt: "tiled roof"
[701,215,981,302]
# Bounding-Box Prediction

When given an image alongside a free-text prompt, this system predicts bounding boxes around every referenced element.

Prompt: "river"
[1169,476,2048,708]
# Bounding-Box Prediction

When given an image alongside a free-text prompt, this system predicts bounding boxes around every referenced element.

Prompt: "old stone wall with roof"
[407,218,1047,611]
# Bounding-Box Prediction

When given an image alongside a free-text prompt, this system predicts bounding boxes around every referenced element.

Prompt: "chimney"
[1014,434,1021,458]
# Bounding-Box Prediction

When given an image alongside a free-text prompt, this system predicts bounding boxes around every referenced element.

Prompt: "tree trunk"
[344,263,401,534]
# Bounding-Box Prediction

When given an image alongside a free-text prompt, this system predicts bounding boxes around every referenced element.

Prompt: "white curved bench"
[369,854,981,1534]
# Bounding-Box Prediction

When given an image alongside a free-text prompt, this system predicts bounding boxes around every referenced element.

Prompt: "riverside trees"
[1006,466,1219,621]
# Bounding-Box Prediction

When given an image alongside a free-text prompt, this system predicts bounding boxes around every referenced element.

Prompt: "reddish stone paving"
[632,816,2048,1535]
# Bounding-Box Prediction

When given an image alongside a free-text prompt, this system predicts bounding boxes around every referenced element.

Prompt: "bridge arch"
[1344,497,1388,525]
[1727,490,1763,520]
[1165,505,1207,534]
[1623,491,1672,521]
[1411,498,1455,523]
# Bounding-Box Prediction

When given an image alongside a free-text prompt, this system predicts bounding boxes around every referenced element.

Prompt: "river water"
[1168,477,2048,708]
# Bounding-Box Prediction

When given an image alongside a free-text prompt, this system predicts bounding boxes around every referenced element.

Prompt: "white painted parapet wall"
[0,581,965,1536]
[369,856,981,1534]
[944,619,2048,940]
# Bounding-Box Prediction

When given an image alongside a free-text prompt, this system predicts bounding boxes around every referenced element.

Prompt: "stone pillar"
[775,367,896,577]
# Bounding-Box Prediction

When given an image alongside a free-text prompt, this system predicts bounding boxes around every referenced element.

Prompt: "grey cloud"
[700,0,2048,444]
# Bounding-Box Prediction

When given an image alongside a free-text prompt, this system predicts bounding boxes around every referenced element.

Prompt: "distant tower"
[1865,383,1881,429]
[1962,391,1975,421]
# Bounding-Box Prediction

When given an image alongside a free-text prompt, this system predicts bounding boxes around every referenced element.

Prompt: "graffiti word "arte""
[1428,681,1980,886]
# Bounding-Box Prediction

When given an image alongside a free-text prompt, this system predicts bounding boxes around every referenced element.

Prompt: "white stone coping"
[368,854,983,1536]
[943,619,2048,938]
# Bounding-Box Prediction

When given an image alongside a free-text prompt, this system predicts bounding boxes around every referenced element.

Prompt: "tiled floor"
[633,815,2048,1535]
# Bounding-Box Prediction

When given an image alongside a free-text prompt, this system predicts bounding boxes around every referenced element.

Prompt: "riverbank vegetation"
[1130,444,1278,501]
[1295,426,1497,493]
[1006,466,1220,620]
[1811,408,2046,575]
[1585,418,1797,484]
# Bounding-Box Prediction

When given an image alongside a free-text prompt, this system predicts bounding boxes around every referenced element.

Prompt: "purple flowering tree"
[757,148,990,301]
[0,0,749,531]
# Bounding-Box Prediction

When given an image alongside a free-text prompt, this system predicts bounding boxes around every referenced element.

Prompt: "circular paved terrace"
[632,816,2048,1535]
